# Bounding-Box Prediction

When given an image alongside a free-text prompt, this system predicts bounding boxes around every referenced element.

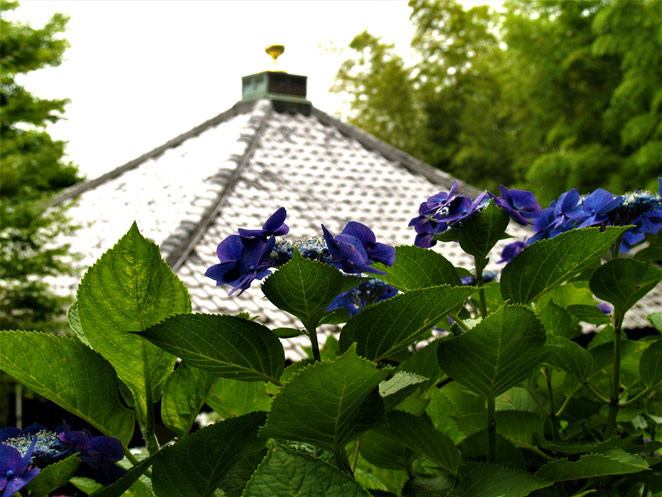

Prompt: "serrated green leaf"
[590,258,662,316]
[360,429,414,470]
[386,410,461,476]
[319,307,353,325]
[566,304,611,325]
[634,246,662,262]
[640,340,662,387]
[340,285,475,362]
[426,384,485,443]
[536,301,579,339]
[219,448,266,497]
[271,327,305,338]
[152,411,267,497]
[501,227,628,304]
[545,335,593,381]
[261,250,362,330]
[205,377,272,419]
[76,223,190,421]
[534,433,647,455]
[379,371,428,411]
[494,410,544,445]
[260,344,391,452]
[90,453,157,497]
[243,444,371,497]
[649,312,662,332]
[371,245,461,290]
[67,301,90,346]
[26,454,80,497]
[398,340,444,391]
[0,332,134,444]
[137,313,284,384]
[455,200,510,266]
[453,463,551,496]
[437,306,547,399]
[535,449,649,482]
[162,362,215,436]
[458,431,527,468]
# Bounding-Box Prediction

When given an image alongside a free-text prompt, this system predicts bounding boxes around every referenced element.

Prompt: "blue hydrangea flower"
[597,303,612,315]
[206,235,276,295]
[326,279,398,316]
[269,237,329,267]
[565,189,623,228]
[0,424,65,463]
[238,207,289,240]
[322,222,395,275]
[461,270,499,285]
[0,437,40,497]
[494,186,542,225]
[498,240,526,264]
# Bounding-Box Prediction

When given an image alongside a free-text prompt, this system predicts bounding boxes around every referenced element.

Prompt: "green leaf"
[649,312,662,332]
[152,411,267,497]
[319,308,353,325]
[379,371,428,411]
[454,200,510,266]
[271,327,305,338]
[545,335,593,381]
[458,431,527,468]
[371,245,461,290]
[243,444,371,497]
[386,410,461,476]
[494,410,544,445]
[426,384,485,443]
[535,449,649,482]
[67,301,91,347]
[89,453,157,497]
[26,454,80,497]
[162,362,215,436]
[566,304,611,325]
[640,340,662,387]
[340,285,475,362]
[534,433,649,455]
[398,339,444,390]
[536,301,579,339]
[437,305,547,399]
[136,313,284,384]
[501,226,628,304]
[219,448,267,497]
[260,344,391,452]
[589,258,662,316]
[360,429,414,470]
[261,250,362,329]
[205,377,273,419]
[453,463,550,497]
[0,332,134,444]
[634,246,662,263]
[76,223,191,417]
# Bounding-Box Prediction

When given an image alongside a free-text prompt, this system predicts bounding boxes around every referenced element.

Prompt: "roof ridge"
[310,106,482,198]
[164,100,274,271]
[51,100,259,206]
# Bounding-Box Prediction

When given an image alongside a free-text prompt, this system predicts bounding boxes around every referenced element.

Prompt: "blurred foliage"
[0,0,83,332]
[333,0,662,204]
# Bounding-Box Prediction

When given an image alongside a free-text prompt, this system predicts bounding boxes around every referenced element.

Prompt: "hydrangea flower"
[494,185,542,225]
[206,235,276,295]
[566,189,623,228]
[0,424,66,463]
[237,207,289,240]
[322,222,395,275]
[326,279,398,317]
[0,437,40,497]
[461,270,499,286]
[269,237,329,267]
[498,240,526,264]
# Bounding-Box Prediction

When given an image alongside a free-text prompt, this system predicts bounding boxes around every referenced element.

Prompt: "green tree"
[0,0,82,332]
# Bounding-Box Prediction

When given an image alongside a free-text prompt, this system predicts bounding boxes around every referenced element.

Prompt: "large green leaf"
[535,449,649,481]
[261,250,362,330]
[243,444,371,497]
[67,301,90,347]
[501,226,628,304]
[379,371,428,411]
[360,429,414,470]
[260,344,391,452]
[26,454,80,497]
[589,258,662,316]
[339,285,475,362]
[437,305,547,399]
[453,463,550,497]
[161,362,215,436]
[137,313,284,384]
[151,411,267,497]
[453,200,510,266]
[371,245,460,290]
[545,335,593,381]
[76,223,190,417]
[640,340,662,387]
[205,377,273,419]
[90,454,157,497]
[385,410,461,476]
[0,332,134,444]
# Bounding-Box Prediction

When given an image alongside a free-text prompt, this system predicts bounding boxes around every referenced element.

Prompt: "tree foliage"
[0,0,82,331]
[333,0,662,203]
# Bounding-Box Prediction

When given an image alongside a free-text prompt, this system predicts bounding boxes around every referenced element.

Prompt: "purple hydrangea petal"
[495,186,542,225]
[2,468,40,497]
[339,221,376,244]
[216,235,243,262]
[368,242,396,266]
[498,240,526,263]
[0,428,20,443]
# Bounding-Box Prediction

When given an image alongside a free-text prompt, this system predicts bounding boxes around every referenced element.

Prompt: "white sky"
[11,0,499,178]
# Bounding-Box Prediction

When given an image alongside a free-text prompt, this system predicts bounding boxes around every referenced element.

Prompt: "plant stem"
[555,384,581,417]
[583,381,611,404]
[621,382,660,407]
[307,325,321,362]
[449,313,470,332]
[604,311,624,439]
[474,257,488,319]
[487,394,496,463]
[334,445,353,475]
[140,338,160,455]
[544,368,560,440]
[351,439,360,474]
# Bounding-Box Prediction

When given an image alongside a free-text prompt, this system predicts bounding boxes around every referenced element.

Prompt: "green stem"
[555,384,581,417]
[544,368,560,440]
[474,257,488,319]
[449,313,470,332]
[334,445,353,475]
[604,311,624,439]
[583,381,611,404]
[524,385,550,415]
[487,394,496,463]
[351,439,360,474]
[307,325,321,362]
[140,338,159,455]
[620,382,660,407]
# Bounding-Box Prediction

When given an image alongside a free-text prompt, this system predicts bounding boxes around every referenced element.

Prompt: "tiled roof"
[53,98,660,358]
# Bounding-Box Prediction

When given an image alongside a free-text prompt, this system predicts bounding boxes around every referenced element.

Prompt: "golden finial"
[265,44,284,62]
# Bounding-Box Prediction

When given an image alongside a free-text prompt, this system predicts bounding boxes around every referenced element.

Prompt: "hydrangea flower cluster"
[326,279,398,317]
[409,181,540,248]
[461,270,499,286]
[0,422,125,495]
[207,208,396,294]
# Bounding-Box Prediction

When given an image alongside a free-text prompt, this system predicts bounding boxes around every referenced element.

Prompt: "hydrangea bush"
[1,180,661,497]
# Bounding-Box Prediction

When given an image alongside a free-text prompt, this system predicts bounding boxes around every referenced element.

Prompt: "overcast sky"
[12,0,498,178]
